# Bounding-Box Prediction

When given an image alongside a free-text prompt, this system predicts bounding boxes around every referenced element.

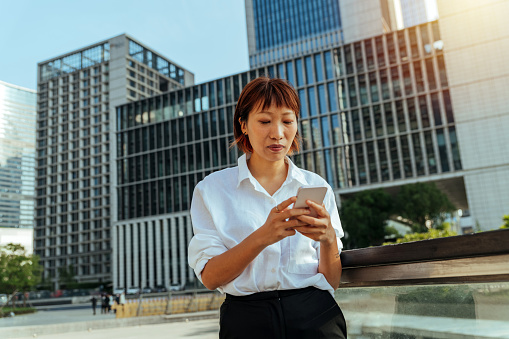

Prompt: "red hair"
[232,77,301,154]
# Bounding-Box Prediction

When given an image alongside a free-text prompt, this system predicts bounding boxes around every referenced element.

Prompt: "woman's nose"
[270,123,284,140]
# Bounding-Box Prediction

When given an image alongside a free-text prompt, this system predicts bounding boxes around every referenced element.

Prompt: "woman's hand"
[200,196,310,290]
[255,196,311,247]
[293,200,342,289]
[293,200,336,245]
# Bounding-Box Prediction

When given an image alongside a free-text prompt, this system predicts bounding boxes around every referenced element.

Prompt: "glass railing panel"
[335,282,509,338]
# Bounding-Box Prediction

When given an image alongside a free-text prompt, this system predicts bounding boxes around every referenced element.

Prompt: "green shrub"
[0,307,36,317]
[501,215,509,229]
[383,226,457,245]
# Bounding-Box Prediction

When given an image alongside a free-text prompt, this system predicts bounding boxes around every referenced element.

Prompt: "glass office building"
[0,81,37,229]
[252,0,341,51]
[246,0,343,68]
[114,20,463,290]
[34,34,194,286]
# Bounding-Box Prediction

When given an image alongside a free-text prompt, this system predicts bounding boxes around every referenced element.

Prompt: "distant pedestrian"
[101,294,109,314]
[108,294,113,313]
[90,296,97,315]
[119,291,126,305]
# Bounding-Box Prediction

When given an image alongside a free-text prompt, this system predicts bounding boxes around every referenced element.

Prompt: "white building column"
[125,223,132,288]
[162,218,170,287]
[155,220,162,286]
[170,217,178,284]
[148,220,155,287]
[132,222,139,287]
[186,214,194,281]
[140,221,147,288]
[112,223,118,288]
[118,224,124,289]
[178,216,186,286]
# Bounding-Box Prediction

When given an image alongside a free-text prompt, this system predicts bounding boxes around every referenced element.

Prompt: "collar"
[236,153,309,189]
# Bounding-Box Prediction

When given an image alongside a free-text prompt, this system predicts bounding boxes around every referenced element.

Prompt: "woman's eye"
[284,121,294,125]
[260,121,270,124]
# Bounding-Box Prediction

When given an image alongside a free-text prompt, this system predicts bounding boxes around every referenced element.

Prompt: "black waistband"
[225,286,318,301]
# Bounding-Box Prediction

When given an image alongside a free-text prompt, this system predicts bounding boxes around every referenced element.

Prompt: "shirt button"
[271,268,276,273]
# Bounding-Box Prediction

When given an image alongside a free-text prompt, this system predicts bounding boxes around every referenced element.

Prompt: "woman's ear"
[239,118,247,135]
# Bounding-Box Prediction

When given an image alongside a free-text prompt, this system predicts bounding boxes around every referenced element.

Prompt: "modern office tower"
[436,0,509,232]
[245,0,343,68]
[0,80,37,229]
[339,0,397,44]
[245,0,440,66]
[114,19,466,289]
[34,34,194,286]
[399,0,438,28]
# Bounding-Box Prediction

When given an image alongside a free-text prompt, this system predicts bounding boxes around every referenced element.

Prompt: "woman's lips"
[267,144,284,152]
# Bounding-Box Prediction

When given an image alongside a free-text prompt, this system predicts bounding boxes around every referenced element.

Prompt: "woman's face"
[240,102,298,164]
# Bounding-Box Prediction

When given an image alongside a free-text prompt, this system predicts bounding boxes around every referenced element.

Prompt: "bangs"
[257,79,300,116]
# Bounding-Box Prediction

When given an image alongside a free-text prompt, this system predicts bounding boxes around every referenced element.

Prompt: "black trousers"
[219,287,347,339]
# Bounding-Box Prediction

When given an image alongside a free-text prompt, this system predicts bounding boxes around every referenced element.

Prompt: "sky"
[0,0,249,91]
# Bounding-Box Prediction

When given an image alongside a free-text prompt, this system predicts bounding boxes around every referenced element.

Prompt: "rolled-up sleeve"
[188,182,229,282]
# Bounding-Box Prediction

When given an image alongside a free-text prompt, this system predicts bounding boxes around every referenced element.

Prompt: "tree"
[340,189,393,249]
[0,243,41,309]
[58,264,77,289]
[395,182,456,232]
[501,215,509,229]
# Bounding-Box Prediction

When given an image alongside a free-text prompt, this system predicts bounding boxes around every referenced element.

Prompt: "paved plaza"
[0,305,219,339]
[11,319,219,339]
[1,305,116,328]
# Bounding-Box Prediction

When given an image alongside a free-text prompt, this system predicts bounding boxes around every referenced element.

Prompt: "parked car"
[0,294,7,305]
[113,287,125,295]
[169,284,183,292]
[126,286,140,295]
[153,285,167,293]
[141,286,152,294]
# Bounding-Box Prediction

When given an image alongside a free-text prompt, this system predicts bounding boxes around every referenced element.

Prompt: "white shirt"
[188,154,344,296]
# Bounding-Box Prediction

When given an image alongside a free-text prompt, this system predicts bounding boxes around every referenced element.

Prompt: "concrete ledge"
[0,310,219,339]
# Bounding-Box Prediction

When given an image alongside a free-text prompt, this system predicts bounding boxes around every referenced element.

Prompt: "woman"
[188,77,347,338]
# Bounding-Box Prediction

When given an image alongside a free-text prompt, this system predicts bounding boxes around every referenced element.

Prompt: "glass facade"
[247,0,343,68]
[39,43,110,82]
[117,21,460,220]
[0,81,37,228]
[252,0,341,52]
[128,40,186,85]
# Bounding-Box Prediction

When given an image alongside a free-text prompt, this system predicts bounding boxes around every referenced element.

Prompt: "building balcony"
[337,229,509,338]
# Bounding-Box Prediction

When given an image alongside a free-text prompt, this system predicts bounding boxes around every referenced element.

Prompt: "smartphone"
[293,186,327,217]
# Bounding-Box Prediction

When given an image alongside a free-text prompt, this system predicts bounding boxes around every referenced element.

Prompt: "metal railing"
[336,229,509,338]
[114,289,223,318]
